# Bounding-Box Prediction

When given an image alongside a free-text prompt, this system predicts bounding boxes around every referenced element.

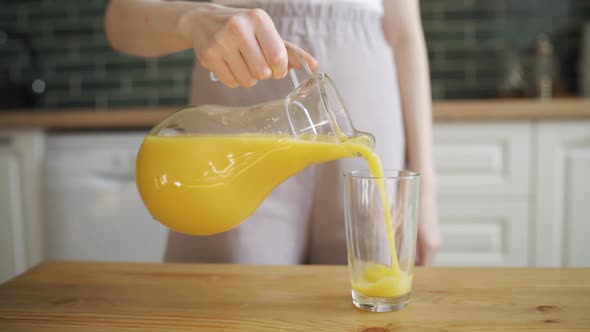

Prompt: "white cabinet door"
[45,133,167,262]
[434,122,531,198]
[0,141,24,283]
[0,131,44,283]
[433,122,532,267]
[436,198,529,267]
[536,122,590,267]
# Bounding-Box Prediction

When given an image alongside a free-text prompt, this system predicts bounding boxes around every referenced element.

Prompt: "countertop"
[0,261,589,331]
[0,99,589,130]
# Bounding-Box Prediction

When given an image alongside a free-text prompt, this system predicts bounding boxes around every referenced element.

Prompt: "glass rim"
[344,170,420,179]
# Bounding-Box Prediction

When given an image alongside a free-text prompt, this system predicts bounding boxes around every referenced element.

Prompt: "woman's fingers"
[284,41,319,71]
[415,220,442,266]
[199,47,239,88]
[298,49,320,71]
[224,50,257,87]
[237,28,273,80]
[195,8,319,87]
[205,15,258,87]
[252,9,288,79]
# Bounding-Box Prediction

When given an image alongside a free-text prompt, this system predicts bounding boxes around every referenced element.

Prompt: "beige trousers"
[164,0,404,265]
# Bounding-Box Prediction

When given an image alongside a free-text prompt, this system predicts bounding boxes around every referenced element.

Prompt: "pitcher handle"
[208,43,312,88]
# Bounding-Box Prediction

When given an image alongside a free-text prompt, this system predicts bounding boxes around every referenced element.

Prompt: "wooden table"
[0,262,589,331]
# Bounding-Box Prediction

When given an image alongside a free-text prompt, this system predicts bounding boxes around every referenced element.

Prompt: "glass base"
[351,290,411,313]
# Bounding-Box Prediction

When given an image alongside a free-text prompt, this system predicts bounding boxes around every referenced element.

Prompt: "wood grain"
[0,99,589,130]
[0,261,589,331]
[0,108,177,130]
[432,98,590,122]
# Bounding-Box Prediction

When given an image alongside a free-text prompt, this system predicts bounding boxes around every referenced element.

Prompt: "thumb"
[284,40,319,72]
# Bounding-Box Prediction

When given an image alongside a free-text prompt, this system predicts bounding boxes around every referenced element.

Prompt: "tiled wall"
[1,0,589,109]
[423,0,590,99]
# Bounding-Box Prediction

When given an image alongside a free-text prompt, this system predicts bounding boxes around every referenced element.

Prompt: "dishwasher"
[45,132,168,262]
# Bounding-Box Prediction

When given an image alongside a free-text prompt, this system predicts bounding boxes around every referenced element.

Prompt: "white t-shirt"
[214,0,383,14]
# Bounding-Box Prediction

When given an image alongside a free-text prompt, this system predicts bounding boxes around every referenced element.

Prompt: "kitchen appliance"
[45,132,167,262]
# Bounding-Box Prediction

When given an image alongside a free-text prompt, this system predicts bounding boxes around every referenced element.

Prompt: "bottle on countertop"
[499,50,528,98]
[533,34,554,100]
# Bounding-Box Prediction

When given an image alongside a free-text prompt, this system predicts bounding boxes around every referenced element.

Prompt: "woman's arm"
[105,0,318,87]
[105,0,200,57]
[382,0,441,265]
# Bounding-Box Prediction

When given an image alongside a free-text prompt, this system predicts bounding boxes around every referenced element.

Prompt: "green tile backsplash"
[1,0,588,109]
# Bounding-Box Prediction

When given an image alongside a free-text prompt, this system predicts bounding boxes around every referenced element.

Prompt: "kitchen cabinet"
[535,122,590,267]
[44,132,168,263]
[0,130,44,283]
[1,116,588,272]
[434,120,590,268]
[436,199,529,267]
[433,123,532,267]
[0,142,22,283]
[433,122,531,197]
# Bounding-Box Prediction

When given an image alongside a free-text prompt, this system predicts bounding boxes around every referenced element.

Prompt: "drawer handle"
[94,171,135,183]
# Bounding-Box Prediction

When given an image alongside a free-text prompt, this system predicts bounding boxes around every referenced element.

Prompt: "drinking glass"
[343,170,420,312]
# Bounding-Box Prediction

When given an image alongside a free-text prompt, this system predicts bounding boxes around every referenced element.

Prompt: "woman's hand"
[415,181,442,266]
[178,4,318,88]
[416,212,442,266]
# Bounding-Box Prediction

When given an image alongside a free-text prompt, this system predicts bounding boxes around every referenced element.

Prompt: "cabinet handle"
[94,172,135,183]
[0,136,12,146]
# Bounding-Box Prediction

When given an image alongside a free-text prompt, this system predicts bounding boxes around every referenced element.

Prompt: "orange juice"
[136,134,410,297]
[347,150,412,298]
[351,263,412,297]
[137,135,359,235]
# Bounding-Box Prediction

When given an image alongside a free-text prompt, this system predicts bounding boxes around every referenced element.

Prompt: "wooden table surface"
[0,261,589,331]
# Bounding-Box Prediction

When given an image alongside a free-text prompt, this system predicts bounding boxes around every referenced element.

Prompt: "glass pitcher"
[136,49,375,236]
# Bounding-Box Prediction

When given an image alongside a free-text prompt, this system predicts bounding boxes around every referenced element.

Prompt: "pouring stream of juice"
[136,134,410,298]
